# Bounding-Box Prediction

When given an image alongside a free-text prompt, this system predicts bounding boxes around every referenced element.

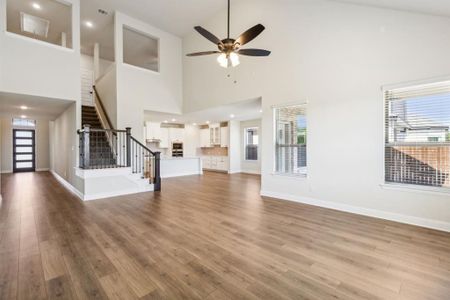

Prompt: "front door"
[13,129,35,173]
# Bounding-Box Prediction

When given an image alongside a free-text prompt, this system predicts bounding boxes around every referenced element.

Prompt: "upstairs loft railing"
[77,125,161,191]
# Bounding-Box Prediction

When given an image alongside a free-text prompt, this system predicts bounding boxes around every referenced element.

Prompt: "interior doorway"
[13,129,35,173]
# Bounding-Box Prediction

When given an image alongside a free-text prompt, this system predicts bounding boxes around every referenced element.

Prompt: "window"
[274,104,307,176]
[123,26,159,72]
[12,118,36,128]
[7,0,73,48]
[384,80,450,190]
[245,128,258,161]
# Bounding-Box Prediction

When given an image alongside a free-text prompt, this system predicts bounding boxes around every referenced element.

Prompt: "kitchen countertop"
[161,156,201,160]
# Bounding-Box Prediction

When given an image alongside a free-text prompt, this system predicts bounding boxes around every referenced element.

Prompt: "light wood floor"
[1,171,450,299]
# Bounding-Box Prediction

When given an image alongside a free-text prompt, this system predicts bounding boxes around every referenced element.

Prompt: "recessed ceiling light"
[21,115,27,119]
[85,21,94,28]
[20,105,28,110]
[171,118,176,122]
[206,121,210,124]
[163,120,168,123]
[32,2,41,10]
[230,114,235,119]
[193,123,197,126]
[259,109,263,113]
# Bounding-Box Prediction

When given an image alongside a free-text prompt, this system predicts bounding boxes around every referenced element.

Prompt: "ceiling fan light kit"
[187,0,271,68]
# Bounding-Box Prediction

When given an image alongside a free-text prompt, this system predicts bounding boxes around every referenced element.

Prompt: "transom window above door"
[12,118,36,127]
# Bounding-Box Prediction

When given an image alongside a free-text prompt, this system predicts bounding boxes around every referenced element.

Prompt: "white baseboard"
[84,187,154,201]
[260,190,450,233]
[228,169,241,174]
[50,170,84,200]
[1,170,12,174]
[162,171,203,179]
[240,170,261,175]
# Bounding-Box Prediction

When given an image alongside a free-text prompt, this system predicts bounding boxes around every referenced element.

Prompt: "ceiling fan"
[186,0,271,68]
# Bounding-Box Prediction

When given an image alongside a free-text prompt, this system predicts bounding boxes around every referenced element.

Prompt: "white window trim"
[272,102,308,177]
[381,78,450,194]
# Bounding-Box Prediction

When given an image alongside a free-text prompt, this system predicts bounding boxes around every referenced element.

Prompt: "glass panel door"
[13,129,35,172]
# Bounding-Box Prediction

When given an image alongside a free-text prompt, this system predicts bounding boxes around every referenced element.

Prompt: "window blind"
[384,81,450,189]
[274,104,307,176]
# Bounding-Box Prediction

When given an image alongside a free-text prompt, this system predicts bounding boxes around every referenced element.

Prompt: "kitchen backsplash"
[201,147,228,156]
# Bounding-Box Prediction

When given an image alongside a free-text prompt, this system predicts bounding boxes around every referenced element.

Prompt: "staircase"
[81,105,116,167]
[77,89,161,196]
[82,105,102,128]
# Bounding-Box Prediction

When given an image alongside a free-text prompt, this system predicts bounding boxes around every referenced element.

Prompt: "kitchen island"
[160,157,203,178]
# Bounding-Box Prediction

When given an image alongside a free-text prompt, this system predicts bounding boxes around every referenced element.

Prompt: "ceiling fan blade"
[238,49,271,56]
[235,24,265,46]
[194,26,223,45]
[186,51,221,57]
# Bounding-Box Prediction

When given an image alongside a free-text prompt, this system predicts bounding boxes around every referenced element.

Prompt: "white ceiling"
[144,98,262,125]
[330,0,450,18]
[80,0,227,60]
[0,92,74,120]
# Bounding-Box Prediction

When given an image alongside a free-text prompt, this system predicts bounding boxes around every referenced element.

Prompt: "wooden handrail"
[130,136,156,156]
[93,85,114,130]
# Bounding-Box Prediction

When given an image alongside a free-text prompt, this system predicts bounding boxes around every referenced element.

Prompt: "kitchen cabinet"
[146,122,161,141]
[220,126,228,147]
[169,128,184,142]
[209,123,221,145]
[159,128,169,148]
[202,156,229,172]
[200,128,210,148]
[145,122,169,148]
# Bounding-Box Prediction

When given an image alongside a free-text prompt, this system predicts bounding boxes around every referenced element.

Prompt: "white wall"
[0,120,2,198]
[240,119,262,174]
[0,0,80,101]
[0,118,11,173]
[114,12,183,141]
[50,103,84,193]
[228,120,241,173]
[0,118,51,172]
[80,54,114,80]
[183,124,200,157]
[183,0,450,230]
[95,65,118,128]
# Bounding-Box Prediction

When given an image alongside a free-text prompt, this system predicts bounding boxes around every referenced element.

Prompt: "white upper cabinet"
[209,123,220,145]
[146,122,162,141]
[169,128,184,142]
[220,126,229,147]
[200,128,210,148]
[159,128,169,148]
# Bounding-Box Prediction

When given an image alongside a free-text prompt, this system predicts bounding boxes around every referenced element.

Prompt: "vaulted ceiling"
[330,0,450,18]
[79,0,450,61]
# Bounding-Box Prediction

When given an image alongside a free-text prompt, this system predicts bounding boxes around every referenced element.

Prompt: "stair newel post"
[82,124,91,169]
[126,127,132,167]
[154,151,161,191]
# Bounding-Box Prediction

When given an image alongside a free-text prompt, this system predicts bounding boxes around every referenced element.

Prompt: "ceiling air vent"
[20,12,50,38]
